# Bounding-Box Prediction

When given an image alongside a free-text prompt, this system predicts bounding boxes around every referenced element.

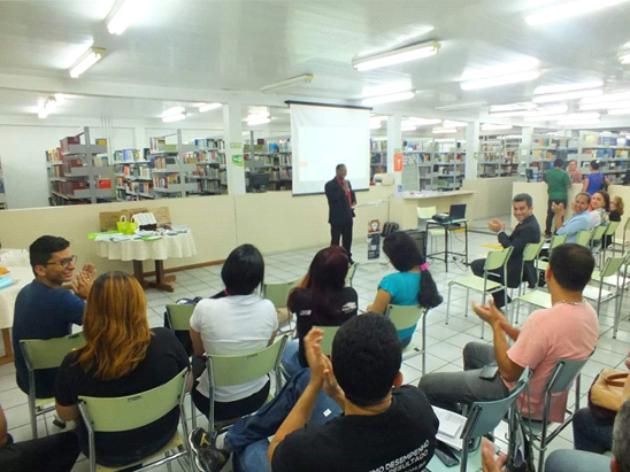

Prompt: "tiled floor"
[1,221,629,471]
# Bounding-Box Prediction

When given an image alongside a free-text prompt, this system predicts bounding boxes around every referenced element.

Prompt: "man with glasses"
[13,235,95,399]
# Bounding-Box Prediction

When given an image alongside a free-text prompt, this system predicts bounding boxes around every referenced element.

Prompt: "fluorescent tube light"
[352,40,440,71]
[161,106,186,117]
[435,101,486,111]
[581,91,630,104]
[620,53,630,64]
[460,70,541,91]
[490,102,536,112]
[534,80,603,95]
[491,104,569,118]
[580,100,630,111]
[37,96,58,119]
[401,124,417,132]
[362,82,412,98]
[526,0,630,26]
[69,47,105,78]
[370,117,384,129]
[533,88,603,103]
[609,108,630,115]
[432,127,457,134]
[406,117,442,126]
[481,123,513,131]
[107,0,145,35]
[556,113,601,125]
[524,114,567,122]
[196,102,222,113]
[260,74,314,93]
[246,116,271,126]
[461,58,539,81]
[162,113,186,123]
[442,120,467,128]
[361,90,415,106]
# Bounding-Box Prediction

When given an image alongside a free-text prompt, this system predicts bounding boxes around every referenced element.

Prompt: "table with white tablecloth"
[95,230,197,292]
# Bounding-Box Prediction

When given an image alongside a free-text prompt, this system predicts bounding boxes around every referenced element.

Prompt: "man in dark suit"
[471,193,541,308]
[325,164,356,263]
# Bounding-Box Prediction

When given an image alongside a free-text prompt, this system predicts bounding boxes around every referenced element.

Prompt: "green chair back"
[263,281,298,309]
[313,325,340,356]
[605,221,620,237]
[575,229,593,247]
[550,234,568,249]
[545,358,588,395]
[165,304,194,331]
[386,305,423,332]
[78,368,187,432]
[484,247,513,271]
[600,257,626,279]
[208,335,287,388]
[522,241,544,263]
[592,224,608,242]
[20,332,86,371]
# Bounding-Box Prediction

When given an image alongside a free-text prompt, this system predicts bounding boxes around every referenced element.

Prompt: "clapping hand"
[552,202,565,216]
[303,328,346,404]
[481,438,507,472]
[488,219,504,233]
[472,299,507,327]
[72,265,95,299]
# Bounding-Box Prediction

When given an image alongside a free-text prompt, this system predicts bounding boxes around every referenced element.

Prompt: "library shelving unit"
[46,127,115,206]
[478,136,521,178]
[0,156,5,209]
[244,140,292,192]
[402,139,465,191]
[149,130,197,198]
[576,131,630,185]
[112,148,154,201]
[526,134,578,181]
[370,139,387,181]
[185,138,226,195]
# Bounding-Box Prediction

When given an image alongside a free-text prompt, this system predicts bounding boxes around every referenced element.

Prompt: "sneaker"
[189,428,229,472]
[189,427,212,456]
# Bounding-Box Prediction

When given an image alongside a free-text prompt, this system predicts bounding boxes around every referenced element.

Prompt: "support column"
[387,114,402,187]
[521,126,534,165]
[223,102,246,195]
[465,120,480,179]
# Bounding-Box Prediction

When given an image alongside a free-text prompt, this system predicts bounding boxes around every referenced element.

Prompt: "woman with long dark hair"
[282,245,358,377]
[367,231,442,347]
[54,272,189,467]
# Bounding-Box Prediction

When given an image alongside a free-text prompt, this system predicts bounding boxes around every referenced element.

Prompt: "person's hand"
[80,263,96,279]
[481,438,507,472]
[472,299,507,327]
[488,219,503,233]
[304,328,327,388]
[320,354,346,405]
[553,202,565,215]
[72,271,94,299]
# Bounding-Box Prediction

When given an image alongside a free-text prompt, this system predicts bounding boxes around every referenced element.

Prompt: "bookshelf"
[149,130,197,198]
[112,148,154,201]
[402,139,465,191]
[46,127,115,206]
[478,136,521,178]
[526,134,578,181]
[370,139,387,181]
[576,131,630,185]
[244,139,292,192]
[185,138,226,195]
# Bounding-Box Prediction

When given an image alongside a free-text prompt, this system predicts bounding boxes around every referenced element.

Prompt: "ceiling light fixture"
[533,80,604,95]
[406,117,442,126]
[524,114,567,122]
[37,96,58,119]
[609,108,630,115]
[432,127,458,134]
[580,100,630,111]
[533,88,603,103]
[460,70,541,91]
[489,102,536,112]
[362,82,412,98]
[246,115,271,126]
[196,102,222,113]
[435,101,487,111]
[491,103,569,118]
[260,74,314,93]
[442,120,467,128]
[581,91,630,104]
[556,112,601,125]
[106,0,145,35]
[162,113,187,123]
[370,116,385,129]
[69,47,105,78]
[352,40,440,72]
[481,123,513,131]
[525,0,630,26]
[401,124,418,132]
[161,106,186,118]
[620,52,630,64]
[361,90,416,106]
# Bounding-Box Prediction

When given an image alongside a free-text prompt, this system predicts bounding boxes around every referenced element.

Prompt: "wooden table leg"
[132,260,146,287]
[0,327,14,365]
[132,260,175,292]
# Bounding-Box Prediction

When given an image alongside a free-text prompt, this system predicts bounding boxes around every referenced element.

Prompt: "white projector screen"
[289,103,370,195]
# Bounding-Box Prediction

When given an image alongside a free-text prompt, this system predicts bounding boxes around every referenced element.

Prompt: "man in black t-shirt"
[268,314,438,472]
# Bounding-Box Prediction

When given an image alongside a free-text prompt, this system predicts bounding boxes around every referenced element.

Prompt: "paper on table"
[432,405,467,450]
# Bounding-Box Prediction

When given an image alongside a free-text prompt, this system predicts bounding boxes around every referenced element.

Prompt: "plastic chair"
[263,280,299,330]
[386,305,428,374]
[206,335,288,437]
[417,206,441,253]
[536,234,568,274]
[78,368,192,472]
[429,368,530,472]
[19,332,86,438]
[523,358,590,472]
[313,325,340,356]
[345,262,358,288]
[612,253,630,338]
[612,218,630,256]
[511,241,544,324]
[584,256,625,319]
[446,247,513,338]
[575,229,593,248]
[601,221,620,263]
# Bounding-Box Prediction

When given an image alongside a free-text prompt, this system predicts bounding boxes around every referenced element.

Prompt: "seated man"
[419,243,598,423]
[191,315,439,472]
[471,193,540,308]
[13,236,95,398]
[553,192,595,243]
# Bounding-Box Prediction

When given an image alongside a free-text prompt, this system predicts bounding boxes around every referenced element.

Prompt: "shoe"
[189,428,230,472]
[189,427,211,456]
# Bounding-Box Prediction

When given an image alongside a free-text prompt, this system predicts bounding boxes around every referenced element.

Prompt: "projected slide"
[290,103,370,195]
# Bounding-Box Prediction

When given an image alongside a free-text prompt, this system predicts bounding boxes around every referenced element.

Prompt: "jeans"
[572,407,614,453]
[280,339,305,379]
[226,368,342,472]
[418,342,509,412]
[545,449,611,472]
[0,431,80,472]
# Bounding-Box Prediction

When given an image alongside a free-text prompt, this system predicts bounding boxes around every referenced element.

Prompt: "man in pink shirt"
[419,243,598,422]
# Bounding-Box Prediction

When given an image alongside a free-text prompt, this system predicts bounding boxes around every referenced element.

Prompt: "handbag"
[507,409,535,472]
[588,368,629,420]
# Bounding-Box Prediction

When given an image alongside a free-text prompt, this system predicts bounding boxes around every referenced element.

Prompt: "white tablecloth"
[95,231,197,261]
[0,266,33,330]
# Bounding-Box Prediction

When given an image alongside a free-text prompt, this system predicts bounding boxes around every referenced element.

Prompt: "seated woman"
[189,244,278,421]
[367,231,442,348]
[605,195,624,247]
[282,246,358,378]
[589,190,610,227]
[54,272,189,468]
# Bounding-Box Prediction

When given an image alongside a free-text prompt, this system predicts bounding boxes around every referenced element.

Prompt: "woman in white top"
[189,244,278,420]
[589,190,610,227]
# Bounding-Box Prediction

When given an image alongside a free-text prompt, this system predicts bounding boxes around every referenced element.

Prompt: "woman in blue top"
[582,161,609,195]
[367,231,442,348]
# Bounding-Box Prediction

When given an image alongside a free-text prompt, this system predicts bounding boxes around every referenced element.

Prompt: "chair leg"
[464,289,469,317]
[28,401,37,439]
[190,393,197,430]
[446,283,453,325]
[422,312,427,375]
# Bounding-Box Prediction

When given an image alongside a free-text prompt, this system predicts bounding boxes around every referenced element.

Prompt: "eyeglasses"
[46,255,78,268]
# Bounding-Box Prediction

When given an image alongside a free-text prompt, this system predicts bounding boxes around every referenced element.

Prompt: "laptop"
[433,204,467,224]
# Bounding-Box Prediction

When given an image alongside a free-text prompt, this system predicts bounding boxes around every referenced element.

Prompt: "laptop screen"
[449,204,466,220]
